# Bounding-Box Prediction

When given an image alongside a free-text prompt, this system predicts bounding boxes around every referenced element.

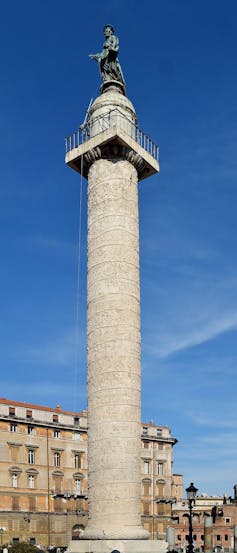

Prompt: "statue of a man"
[89,25,125,87]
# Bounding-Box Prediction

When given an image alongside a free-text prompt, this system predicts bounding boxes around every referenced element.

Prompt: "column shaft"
[83,158,148,540]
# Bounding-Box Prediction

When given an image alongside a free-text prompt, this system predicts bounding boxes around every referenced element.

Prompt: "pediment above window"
[9,466,22,473]
[52,470,64,477]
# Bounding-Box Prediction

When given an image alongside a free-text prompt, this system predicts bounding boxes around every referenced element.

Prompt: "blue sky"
[1,0,237,496]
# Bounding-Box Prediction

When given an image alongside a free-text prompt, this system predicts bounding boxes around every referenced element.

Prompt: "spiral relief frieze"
[84,155,148,540]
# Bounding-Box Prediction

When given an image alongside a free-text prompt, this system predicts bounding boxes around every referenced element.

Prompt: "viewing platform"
[65,107,159,181]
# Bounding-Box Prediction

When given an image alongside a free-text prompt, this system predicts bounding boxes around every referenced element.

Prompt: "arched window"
[183,514,189,526]
[72,524,85,540]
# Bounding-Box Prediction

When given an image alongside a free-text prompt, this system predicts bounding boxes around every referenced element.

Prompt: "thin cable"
[73,154,84,413]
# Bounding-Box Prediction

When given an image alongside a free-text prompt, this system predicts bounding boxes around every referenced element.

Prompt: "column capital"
[83,143,145,175]
[66,126,158,181]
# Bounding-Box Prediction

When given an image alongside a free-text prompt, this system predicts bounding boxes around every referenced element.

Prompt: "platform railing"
[65,108,159,162]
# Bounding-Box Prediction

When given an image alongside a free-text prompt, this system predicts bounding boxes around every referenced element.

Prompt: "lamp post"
[186,483,198,553]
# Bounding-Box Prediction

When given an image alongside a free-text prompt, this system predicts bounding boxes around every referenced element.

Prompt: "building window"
[53,474,63,493]
[9,445,19,463]
[157,482,165,497]
[29,475,35,489]
[157,428,162,437]
[225,517,231,524]
[178,536,181,541]
[53,414,58,423]
[12,474,18,488]
[144,461,149,474]
[9,407,15,416]
[74,432,81,441]
[12,497,20,511]
[29,495,36,511]
[158,443,163,450]
[28,426,34,435]
[10,423,17,433]
[157,462,163,476]
[225,535,228,541]
[75,454,81,469]
[26,409,33,419]
[193,535,197,541]
[28,449,35,465]
[142,427,148,435]
[143,481,151,495]
[54,430,60,438]
[54,452,60,467]
[201,535,204,540]
[143,502,150,515]
[74,416,79,427]
[30,539,36,545]
[143,442,149,449]
[216,535,221,541]
[54,497,63,512]
[75,479,81,493]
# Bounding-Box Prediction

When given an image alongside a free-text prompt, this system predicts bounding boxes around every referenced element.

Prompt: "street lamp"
[186,482,198,553]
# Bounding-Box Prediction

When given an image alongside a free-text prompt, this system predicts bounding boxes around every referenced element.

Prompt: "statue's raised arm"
[89,25,126,90]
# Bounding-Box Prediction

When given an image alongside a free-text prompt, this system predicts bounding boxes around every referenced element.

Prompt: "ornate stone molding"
[84,147,101,166]
[84,144,144,176]
[125,149,145,172]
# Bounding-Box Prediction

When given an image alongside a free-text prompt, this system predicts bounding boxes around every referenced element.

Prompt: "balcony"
[51,489,88,499]
[155,496,176,504]
[65,108,159,162]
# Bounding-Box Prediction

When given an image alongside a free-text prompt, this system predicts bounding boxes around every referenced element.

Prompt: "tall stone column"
[85,155,145,540]
[66,86,160,553]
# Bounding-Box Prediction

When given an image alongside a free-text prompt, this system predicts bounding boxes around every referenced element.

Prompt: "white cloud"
[146,310,237,358]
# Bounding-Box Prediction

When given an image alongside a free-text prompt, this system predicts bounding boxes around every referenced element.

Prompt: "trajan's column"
[66,25,164,553]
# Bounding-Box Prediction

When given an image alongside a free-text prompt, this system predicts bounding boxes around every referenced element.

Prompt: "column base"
[67,539,168,553]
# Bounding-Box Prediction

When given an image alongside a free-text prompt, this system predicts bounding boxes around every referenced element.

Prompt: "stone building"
[0,398,178,547]
[171,493,237,551]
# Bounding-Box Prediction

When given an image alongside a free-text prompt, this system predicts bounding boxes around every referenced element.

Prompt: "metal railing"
[51,489,88,499]
[65,108,159,162]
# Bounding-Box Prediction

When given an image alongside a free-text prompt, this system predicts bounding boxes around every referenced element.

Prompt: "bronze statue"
[89,25,125,87]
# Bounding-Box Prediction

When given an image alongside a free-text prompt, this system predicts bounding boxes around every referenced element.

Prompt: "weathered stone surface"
[68,538,167,553]
[66,88,161,551]
[84,133,147,540]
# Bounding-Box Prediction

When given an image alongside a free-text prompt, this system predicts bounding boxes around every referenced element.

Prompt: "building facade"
[172,494,237,551]
[0,398,178,547]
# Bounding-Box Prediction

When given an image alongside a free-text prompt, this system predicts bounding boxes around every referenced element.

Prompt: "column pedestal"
[68,539,167,553]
